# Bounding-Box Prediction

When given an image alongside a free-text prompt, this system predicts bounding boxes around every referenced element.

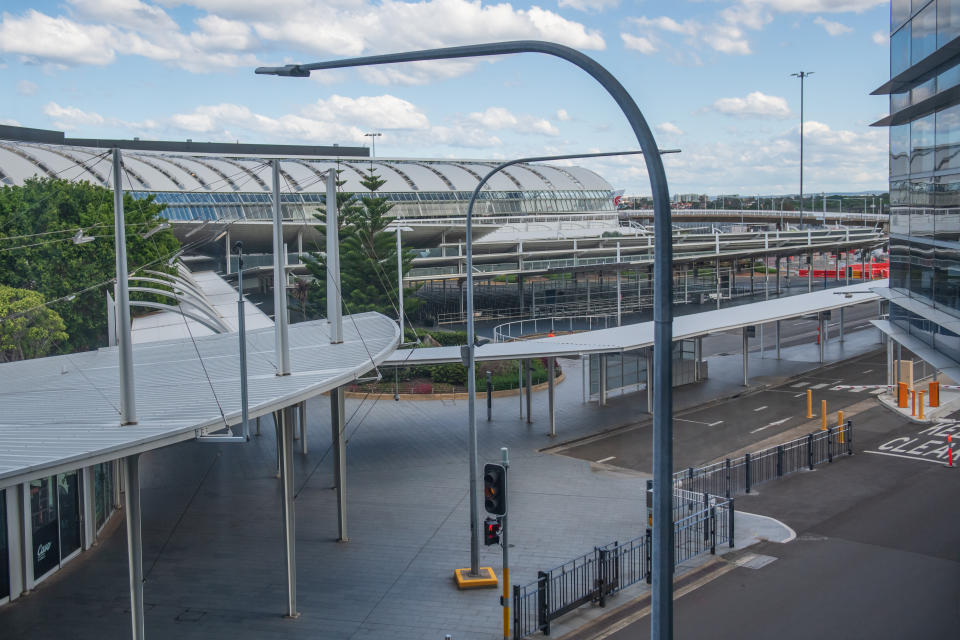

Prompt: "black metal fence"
[512,495,734,638]
[511,422,854,638]
[674,422,853,497]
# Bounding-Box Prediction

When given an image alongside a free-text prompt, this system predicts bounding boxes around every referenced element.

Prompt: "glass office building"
[875,0,960,377]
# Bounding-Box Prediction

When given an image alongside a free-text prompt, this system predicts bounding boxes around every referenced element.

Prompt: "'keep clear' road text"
[868,420,959,463]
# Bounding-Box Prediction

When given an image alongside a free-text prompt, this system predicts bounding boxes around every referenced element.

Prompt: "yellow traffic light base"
[454,567,499,589]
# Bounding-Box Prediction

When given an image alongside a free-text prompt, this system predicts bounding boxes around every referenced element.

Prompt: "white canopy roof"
[385,281,887,366]
[0,312,397,488]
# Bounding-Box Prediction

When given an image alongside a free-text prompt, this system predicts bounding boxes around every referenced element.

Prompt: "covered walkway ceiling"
[0,312,398,489]
[384,281,886,365]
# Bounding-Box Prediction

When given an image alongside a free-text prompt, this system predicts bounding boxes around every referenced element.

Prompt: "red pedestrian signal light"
[483,463,507,515]
[484,516,502,546]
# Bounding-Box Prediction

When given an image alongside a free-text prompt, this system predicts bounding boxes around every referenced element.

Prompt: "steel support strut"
[124,454,144,640]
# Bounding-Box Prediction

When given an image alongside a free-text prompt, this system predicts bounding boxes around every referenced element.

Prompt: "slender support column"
[582,356,588,404]
[326,170,343,344]
[6,487,23,600]
[275,412,281,478]
[749,260,754,296]
[694,337,702,381]
[547,358,556,437]
[819,314,826,364]
[225,230,231,275]
[330,387,348,541]
[525,359,533,424]
[123,454,145,640]
[646,348,654,414]
[518,275,524,314]
[272,159,291,374]
[715,258,721,310]
[299,401,307,455]
[396,226,405,339]
[776,320,781,360]
[113,149,137,424]
[599,354,608,406]
[742,327,749,387]
[616,242,622,326]
[808,252,813,293]
[279,407,299,617]
[839,307,845,343]
[776,256,781,295]
[82,466,95,550]
[887,337,894,387]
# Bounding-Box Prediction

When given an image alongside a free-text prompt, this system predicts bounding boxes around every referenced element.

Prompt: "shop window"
[58,472,81,560]
[30,477,59,579]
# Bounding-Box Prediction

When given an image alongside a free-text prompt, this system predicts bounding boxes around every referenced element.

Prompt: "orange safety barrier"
[898,382,909,408]
[919,391,925,420]
[929,381,940,408]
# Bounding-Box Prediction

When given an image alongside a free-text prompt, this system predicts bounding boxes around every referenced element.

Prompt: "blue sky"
[0,0,891,195]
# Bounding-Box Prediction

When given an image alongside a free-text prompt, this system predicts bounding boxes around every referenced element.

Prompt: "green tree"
[0,178,180,352]
[0,285,68,362]
[302,167,419,320]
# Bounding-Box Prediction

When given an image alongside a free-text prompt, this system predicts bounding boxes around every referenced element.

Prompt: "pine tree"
[301,165,419,321]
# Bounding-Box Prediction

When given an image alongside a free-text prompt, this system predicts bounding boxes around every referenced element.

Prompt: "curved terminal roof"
[0,312,398,488]
[0,141,613,195]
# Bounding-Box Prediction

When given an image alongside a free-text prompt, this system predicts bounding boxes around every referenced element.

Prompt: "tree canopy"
[0,285,68,362]
[301,167,419,322]
[0,178,180,353]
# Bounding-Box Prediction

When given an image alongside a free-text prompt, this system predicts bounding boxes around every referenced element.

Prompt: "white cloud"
[16,80,37,96]
[43,102,105,129]
[621,33,657,54]
[0,10,116,66]
[813,16,852,36]
[0,118,21,126]
[557,0,619,12]
[303,95,430,130]
[656,122,683,136]
[467,106,560,136]
[556,109,570,122]
[872,31,886,45]
[710,91,791,118]
[742,0,885,13]
[66,0,179,32]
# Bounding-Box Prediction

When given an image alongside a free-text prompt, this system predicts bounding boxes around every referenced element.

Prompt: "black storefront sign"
[33,518,59,579]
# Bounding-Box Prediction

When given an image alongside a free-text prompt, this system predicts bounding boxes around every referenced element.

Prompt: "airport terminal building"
[874,0,960,380]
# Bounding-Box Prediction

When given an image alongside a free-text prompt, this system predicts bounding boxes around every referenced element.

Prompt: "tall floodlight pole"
[791,71,813,228]
[257,41,676,636]
[364,132,382,161]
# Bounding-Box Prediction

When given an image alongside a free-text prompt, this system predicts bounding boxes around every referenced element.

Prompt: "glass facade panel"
[94,462,114,530]
[891,239,910,291]
[0,490,7,600]
[30,477,59,579]
[911,113,936,173]
[940,0,960,45]
[935,245,960,315]
[911,77,936,104]
[912,2,938,64]
[936,104,960,170]
[939,61,960,91]
[891,124,910,177]
[892,23,912,76]
[910,241,936,302]
[936,174,960,242]
[58,472,81,560]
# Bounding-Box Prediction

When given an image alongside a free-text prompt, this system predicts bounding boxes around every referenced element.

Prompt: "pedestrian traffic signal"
[483,463,507,515]
[483,516,502,546]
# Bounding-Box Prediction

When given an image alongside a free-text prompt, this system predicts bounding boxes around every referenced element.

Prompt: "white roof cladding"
[0,312,398,488]
[0,141,613,194]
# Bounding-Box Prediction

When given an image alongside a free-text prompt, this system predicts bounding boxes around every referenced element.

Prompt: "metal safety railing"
[512,493,734,639]
[511,422,853,638]
[674,421,853,497]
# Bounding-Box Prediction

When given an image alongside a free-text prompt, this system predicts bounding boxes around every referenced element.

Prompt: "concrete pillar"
[599,354,608,406]
[524,359,533,424]
[6,485,24,601]
[548,358,556,437]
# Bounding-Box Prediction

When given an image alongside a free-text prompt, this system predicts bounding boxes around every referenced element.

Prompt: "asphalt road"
[601,405,960,640]
[555,349,888,471]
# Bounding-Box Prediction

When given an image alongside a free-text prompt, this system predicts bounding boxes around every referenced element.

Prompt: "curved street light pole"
[258,41,676,638]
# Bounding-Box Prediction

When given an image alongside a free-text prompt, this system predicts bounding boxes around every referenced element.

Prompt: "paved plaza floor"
[0,328,883,640]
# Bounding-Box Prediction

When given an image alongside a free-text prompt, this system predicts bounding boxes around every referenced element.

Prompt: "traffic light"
[483,516,502,546]
[483,463,507,515]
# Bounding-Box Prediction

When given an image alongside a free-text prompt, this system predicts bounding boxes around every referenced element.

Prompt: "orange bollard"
[897,382,908,408]
[837,410,845,444]
[821,400,828,430]
[929,381,940,408]
[911,389,916,416]
[806,389,814,419]
[919,391,925,420]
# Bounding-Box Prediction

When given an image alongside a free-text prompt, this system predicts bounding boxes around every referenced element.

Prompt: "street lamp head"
[255,64,310,77]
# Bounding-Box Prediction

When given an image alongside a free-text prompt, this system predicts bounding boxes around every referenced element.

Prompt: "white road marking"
[675,418,724,427]
[791,382,810,388]
[596,456,617,464]
[751,417,791,434]
[753,406,768,412]
[794,393,805,398]
[791,321,807,326]
[864,450,948,465]
[862,369,873,374]
[809,383,829,390]
[871,388,886,395]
